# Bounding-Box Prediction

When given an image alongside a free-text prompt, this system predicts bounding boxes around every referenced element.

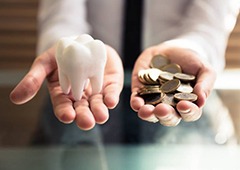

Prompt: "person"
[10,0,239,144]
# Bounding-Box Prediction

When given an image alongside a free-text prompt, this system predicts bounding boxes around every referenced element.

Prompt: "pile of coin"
[137,54,198,107]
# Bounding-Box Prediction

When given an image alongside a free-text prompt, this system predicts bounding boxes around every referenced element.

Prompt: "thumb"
[9,65,46,105]
[10,48,56,104]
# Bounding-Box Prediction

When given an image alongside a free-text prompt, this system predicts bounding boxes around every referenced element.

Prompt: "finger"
[177,101,202,122]
[89,94,109,124]
[48,83,76,124]
[103,45,124,109]
[194,67,216,107]
[138,104,159,123]
[130,48,157,112]
[154,103,182,126]
[74,98,96,130]
[130,91,145,112]
[103,84,121,109]
[130,57,145,112]
[102,65,123,110]
[130,55,146,112]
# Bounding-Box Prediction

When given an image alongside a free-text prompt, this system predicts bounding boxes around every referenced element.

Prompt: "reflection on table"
[0,144,240,170]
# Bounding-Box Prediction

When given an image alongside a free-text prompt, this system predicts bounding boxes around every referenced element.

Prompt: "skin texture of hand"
[10,45,124,130]
[130,44,217,126]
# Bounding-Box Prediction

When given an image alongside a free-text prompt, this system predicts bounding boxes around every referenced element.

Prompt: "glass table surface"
[0,144,240,170]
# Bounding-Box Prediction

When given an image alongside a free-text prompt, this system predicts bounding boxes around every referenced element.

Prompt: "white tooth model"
[55,34,107,101]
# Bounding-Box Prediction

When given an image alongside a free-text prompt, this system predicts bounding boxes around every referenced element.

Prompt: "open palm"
[130,44,216,126]
[10,45,124,130]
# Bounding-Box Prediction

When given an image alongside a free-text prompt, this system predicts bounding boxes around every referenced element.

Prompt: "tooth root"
[55,38,74,95]
[84,79,90,90]
[58,70,71,94]
[70,77,86,101]
[62,44,88,101]
[90,75,103,94]
[86,39,107,95]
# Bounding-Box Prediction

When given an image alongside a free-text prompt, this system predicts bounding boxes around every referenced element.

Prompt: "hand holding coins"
[137,54,198,110]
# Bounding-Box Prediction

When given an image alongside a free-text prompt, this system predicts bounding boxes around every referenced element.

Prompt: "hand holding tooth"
[10,33,124,130]
[55,34,107,101]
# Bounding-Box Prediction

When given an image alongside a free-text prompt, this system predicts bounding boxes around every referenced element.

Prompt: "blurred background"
[0,0,240,147]
[0,0,45,146]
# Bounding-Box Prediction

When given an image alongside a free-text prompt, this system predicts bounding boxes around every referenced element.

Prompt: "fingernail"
[179,108,191,114]
[159,116,182,127]
[158,113,174,121]
[146,115,159,123]
[157,112,182,126]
